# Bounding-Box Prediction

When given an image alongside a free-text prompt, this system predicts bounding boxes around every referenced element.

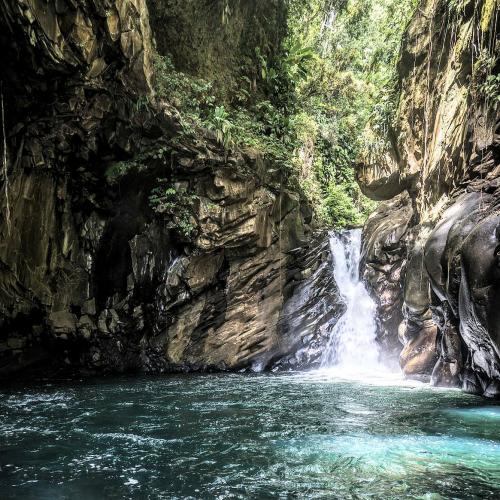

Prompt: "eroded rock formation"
[359,0,500,396]
[0,0,343,377]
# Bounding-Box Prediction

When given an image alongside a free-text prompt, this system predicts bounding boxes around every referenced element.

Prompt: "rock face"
[360,192,414,362]
[0,1,343,377]
[146,0,286,100]
[270,234,345,371]
[359,0,500,396]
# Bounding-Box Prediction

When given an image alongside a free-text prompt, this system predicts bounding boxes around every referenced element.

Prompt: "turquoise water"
[1,372,500,499]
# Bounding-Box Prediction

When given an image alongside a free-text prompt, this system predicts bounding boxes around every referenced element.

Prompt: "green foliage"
[470,16,500,112]
[152,53,216,135]
[105,160,136,179]
[134,95,151,112]
[472,39,499,107]
[147,0,417,229]
[149,182,198,237]
[209,106,234,148]
[279,0,417,227]
[322,184,364,228]
[104,145,171,182]
[105,157,148,181]
[481,74,500,104]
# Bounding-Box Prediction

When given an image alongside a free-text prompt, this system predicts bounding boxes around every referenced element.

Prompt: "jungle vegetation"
[148,0,419,228]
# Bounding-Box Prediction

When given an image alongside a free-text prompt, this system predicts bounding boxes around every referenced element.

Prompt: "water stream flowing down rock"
[321,230,392,378]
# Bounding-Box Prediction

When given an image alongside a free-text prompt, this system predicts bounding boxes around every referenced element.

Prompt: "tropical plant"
[145,0,418,229]
[210,106,234,148]
[149,183,199,237]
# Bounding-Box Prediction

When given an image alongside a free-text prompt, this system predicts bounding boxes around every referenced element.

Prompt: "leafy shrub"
[104,145,171,182]
[209,106,234,148]
[152,53,216,134]
[478,73,500,106]
[323,183,364,228]
[149,182,199,237]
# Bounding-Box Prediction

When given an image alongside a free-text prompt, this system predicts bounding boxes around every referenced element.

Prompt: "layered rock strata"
[0,0,342,377]
[359,0,500,396]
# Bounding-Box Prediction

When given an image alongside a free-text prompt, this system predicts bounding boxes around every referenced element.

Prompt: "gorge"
[1,0,500,498]
[2,222,500,499]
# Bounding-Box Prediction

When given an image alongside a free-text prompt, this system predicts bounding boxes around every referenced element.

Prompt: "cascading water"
[321,229,388,377]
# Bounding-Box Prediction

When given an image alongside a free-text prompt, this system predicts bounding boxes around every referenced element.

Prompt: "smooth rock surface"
[359,0,500,396]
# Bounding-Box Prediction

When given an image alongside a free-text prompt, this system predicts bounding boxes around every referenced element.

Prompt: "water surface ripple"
[1,372,499,499]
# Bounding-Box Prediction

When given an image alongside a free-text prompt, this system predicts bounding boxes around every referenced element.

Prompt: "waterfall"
[321,229,385,377]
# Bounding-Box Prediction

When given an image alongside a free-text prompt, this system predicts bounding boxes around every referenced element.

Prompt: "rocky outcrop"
[0,0,342,377]
[270,234,345,371]
[146,0,286,100]
[359,0,500,395]
[361,192,414,361]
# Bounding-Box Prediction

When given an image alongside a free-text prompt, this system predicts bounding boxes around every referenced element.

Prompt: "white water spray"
[321,229,391,378]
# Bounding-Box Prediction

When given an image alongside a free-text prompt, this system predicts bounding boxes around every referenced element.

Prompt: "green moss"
[481,0,497,32]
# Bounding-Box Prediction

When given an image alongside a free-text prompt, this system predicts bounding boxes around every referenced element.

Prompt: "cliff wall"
[0,0,343,377]
[359,0,500,396]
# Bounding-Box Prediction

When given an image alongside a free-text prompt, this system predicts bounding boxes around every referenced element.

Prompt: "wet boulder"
[361,192,413,361]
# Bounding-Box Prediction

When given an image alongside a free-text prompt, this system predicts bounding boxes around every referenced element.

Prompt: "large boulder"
[361,192,413,361]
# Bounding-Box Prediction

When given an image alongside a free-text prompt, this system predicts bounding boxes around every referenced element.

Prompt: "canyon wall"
[359,0,500,396]
[0,0,343,377]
